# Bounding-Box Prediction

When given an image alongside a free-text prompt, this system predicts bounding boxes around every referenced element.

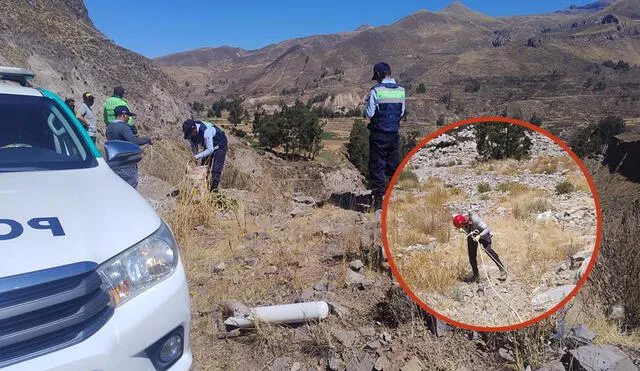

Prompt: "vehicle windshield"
[0,93,97,172]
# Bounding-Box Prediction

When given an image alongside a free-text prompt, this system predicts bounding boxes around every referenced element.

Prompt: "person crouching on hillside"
[182,120,228,191]
[453,212,507,282]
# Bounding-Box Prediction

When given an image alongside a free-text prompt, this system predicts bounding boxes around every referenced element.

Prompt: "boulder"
[567,323,596,344]
[332,328,358,347]
[531,285,575,311]
[535,360,565,371]
[568,344,635,371]
[400,357,424,371]
[349,259,365,272]
[345,353,376,371]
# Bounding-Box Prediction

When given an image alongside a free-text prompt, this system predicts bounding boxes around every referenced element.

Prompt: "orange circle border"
[381,116,603,332]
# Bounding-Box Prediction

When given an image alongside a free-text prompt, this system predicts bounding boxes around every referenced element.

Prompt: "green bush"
[570,116,626,158]
[474,122,532,161]
[398,169,419,183]
[347,119,370,178]
[477,183,491,193]
[416,83,426,94]
[555,180,575,195]
[252,100,325,159]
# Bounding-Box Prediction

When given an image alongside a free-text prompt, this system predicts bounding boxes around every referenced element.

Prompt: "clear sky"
[85,0,595,58]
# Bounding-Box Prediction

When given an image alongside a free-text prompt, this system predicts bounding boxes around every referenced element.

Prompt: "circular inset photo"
[383,118,601,331]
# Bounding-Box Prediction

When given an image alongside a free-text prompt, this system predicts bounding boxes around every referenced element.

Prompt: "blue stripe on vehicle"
[38,89,102,158]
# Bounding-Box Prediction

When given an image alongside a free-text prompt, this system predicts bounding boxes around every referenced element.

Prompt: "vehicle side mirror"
[104,140,142,168]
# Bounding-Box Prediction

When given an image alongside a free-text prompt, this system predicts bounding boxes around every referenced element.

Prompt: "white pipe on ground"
[224,301,330,328]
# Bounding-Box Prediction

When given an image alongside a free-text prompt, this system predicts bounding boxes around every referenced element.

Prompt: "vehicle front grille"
[0,262,113,368]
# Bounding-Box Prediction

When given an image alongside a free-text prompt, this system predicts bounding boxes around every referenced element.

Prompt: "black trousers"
[203,147,227,191]
[369,131,399,196]
[467,236,505,276]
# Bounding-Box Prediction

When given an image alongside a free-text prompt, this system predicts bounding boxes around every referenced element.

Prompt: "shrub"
[230,128,247,138]
[555,180,575,195]
[570,116,626,158]
[399,131,419,160]
[439,92,452,110]
[436,114,445,127]
[416,83,426,93]
[496,182,529,195]
[253,100,325,159]
[591,200,640,329]
[347,119,369,178]
[477,183,491,193]
[474,122,532,161]
[397,169,419,186]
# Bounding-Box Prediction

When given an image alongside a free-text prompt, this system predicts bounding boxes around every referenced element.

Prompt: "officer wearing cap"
[103,86,138,136]
[182,119,228,191]
[106,106,152,189]
[365,62,406,210]
[76,92,97,143]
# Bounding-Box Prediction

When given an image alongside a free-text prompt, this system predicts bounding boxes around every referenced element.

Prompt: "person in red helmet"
[453,212,507,282]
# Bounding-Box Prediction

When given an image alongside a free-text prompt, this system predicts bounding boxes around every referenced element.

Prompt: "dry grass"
[220,158,252,190]
[530,156,559,174]
[394,212,587,294]
[397,247,468,293]
[495,182,532,195]
[511,196,553,220]
[474,158,521,176]
[487,216,585,288]
[395,174,443,192]
[388,186,453,247]
[139,139,193,185]
[529,155,578,174]
[565,171,591,194]
[396,169,421,189]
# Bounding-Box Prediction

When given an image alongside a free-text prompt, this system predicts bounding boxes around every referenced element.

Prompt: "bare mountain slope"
[0,0,189,138]
[157,0,640,132]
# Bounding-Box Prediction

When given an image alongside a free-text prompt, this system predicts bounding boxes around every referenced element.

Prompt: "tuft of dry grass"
[565,171,591,194]
[389,186,453,247]
[396,169,421,189]
[511,196,553,220]
[474,158,521,176]
[495,182,531,195]
[530,156,559,174]
[221,159,252,190]
[397,247,468,293]
[139,139,193,186]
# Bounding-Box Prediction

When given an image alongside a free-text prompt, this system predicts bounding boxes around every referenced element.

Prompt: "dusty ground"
[133,127,639,370]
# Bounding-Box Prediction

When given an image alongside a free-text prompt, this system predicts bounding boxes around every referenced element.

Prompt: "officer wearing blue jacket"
[365,62,405,210]
[183,120,228,191]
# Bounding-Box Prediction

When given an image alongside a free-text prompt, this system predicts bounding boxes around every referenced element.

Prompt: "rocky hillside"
[157,0,640,132]
[0,0,189,139]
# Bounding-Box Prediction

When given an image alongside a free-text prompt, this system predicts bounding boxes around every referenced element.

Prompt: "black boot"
[372,194,384,211]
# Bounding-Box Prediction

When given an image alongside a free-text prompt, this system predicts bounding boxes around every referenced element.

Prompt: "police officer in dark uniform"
[365,62,406,210]
[182,120,228,191]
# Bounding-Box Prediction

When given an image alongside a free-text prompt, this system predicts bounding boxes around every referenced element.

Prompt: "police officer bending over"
[182,120,228,191]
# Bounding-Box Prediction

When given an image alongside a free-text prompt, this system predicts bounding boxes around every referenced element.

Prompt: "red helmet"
[453,214,467,228]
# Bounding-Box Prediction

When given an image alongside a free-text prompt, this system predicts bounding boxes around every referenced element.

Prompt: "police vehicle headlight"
[97,220,179,307]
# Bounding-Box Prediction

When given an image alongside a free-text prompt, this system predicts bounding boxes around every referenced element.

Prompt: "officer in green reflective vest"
[364,62,406,210]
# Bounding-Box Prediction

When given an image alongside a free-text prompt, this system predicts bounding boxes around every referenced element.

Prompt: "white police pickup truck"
[0,67,192,370]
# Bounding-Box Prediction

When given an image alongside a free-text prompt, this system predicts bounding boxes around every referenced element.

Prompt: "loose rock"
[349,259,365,272]
[568,344,636,371]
